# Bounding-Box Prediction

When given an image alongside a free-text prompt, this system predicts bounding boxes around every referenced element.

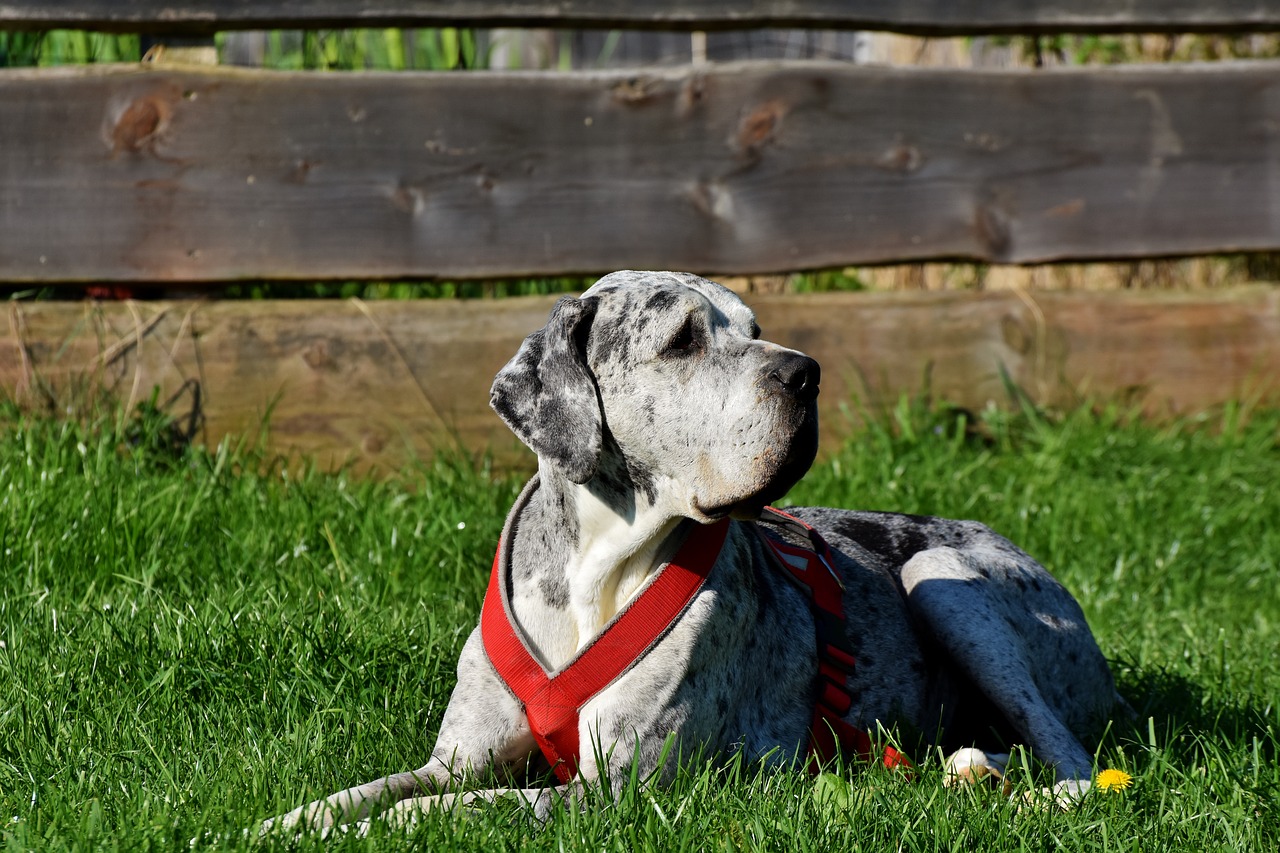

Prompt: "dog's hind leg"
[901,546,1105,804]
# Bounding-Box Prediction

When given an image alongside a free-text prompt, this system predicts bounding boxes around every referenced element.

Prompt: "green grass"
[0,31,141,67]
[0,28,480,71]
[0,400,1278,850]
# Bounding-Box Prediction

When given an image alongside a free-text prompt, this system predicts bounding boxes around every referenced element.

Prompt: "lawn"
[0,401,1277,851]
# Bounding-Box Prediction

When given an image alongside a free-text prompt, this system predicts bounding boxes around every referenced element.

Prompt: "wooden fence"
[5,2,1280,35]
[6,59,1280,282]
[8,288,1278,474]
[2,2,1279,470]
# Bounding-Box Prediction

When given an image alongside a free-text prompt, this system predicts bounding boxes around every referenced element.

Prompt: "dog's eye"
[663,317,700,356]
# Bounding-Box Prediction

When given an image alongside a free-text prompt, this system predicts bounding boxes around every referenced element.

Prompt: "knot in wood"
[391,183,425,215]
[303,340,335,371]
[736,100,787,156]
[112,96,169,154]
[877,144,923,174]
[1001,315,1032,355]
[611,77,657,105]
[975,203,1012,260]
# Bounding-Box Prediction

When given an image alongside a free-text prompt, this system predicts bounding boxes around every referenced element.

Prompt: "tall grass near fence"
[0,401,1277,849]
[0,28,479,70]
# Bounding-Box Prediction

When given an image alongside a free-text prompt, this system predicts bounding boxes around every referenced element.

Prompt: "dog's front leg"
[379,782,579,831]
[262,628,537,835]
[259,766,440,836]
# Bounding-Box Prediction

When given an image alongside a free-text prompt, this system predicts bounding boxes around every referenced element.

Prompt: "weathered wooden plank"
[3,1,1279,35]
[4,288,1277,474]
[3,61,1280,282]
[3,296,553,472]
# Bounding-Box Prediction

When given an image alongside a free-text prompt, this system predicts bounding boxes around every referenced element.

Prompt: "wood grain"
[2,1,1278,35]
[3,61,1280,282]
[4,289,1277,475]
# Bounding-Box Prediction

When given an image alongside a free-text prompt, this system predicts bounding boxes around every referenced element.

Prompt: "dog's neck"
[529,458,683,656]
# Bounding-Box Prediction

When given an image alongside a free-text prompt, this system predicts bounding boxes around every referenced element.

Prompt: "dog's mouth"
[690,496,764,523]
[690,402,819,523]
[760,401,819,492]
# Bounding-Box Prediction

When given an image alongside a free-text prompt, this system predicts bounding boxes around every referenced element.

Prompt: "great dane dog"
[265,270,1117,834]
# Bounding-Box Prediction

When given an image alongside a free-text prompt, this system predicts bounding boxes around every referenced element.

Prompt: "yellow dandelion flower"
[1095,768,1133,792]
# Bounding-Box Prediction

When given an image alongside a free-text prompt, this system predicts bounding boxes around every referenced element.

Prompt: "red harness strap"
[481,509,908,782]
[757,507,911,771]
[481,518,730,782]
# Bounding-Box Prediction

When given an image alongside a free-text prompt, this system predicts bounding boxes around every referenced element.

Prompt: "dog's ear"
[490,295,602,484]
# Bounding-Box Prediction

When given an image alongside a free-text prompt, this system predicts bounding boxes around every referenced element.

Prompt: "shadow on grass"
[1111,662,1278,763]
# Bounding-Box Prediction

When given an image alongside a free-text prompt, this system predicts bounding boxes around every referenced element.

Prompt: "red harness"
[480,508,908,782]
[755,507,910,772]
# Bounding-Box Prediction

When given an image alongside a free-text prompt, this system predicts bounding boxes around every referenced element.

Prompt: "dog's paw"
[384,788,560,826]
[1019,777,1092,811]
[382,793,459,828]
[257,805,337,839]
[256,814,292,838]
[943,748,1012,794]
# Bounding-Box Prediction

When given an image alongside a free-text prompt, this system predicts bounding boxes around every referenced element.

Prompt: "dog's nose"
[769,353,821,402]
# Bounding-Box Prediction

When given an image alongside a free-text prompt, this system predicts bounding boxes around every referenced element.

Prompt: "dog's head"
[491,271,819,522]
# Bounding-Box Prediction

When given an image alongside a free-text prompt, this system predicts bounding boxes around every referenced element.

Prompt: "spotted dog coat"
[265,271,1117,833]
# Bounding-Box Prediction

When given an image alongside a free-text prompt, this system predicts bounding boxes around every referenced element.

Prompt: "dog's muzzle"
[710,352,820,520]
